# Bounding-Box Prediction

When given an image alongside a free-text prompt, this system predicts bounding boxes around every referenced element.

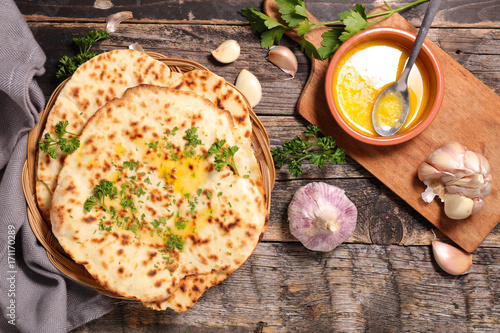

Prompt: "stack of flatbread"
[36,49,268,311]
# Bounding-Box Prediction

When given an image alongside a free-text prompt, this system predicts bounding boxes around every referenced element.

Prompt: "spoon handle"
[401,0,442,79]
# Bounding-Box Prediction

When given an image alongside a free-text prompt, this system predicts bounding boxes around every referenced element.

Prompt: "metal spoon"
[372,0,442,136]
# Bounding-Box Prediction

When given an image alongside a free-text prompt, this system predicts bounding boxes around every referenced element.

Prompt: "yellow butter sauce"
[374,91,405,130]
[333,39,430,136]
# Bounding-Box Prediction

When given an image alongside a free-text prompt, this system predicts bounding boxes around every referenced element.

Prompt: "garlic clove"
[478,154,491,178]
[288,182,357,252]
[267,46,298,78]
[418,162,453,183]
[128,42,145,52]
[432,240,472,275]
[480,182,492,198]
[211,40,240,64]
[235,69,262,108]
[427,141,471,177]
[106,11,133,33]
[445,184,480,199]
[445,173,484,188]
[463,150,481,174]
[471,198,484,215]
[444,193,474,220]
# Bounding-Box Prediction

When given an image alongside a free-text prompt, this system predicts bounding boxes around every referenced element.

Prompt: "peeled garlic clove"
[432,240,472,275]
[129,42,144,52]
[211,40,240,64]
[288,182,357,252]
[106,11,133,33]
[267,46,298,78]
[444,193,474,220]
[235,69,261,108]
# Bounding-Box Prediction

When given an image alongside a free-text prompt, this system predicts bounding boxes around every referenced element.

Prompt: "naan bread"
[36,49,181,221]
[51,85,267,309]
[37,51,251,222]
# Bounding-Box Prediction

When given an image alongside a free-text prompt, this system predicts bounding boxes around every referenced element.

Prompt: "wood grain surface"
[14,0,500,331]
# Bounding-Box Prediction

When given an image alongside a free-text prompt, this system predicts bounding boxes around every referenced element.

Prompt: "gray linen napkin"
[0,1,113,332]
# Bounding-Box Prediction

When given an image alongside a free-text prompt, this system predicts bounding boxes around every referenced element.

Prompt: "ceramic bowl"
[325,27,444,146]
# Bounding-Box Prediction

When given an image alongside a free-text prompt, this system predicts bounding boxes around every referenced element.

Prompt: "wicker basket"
[22,53,275,299]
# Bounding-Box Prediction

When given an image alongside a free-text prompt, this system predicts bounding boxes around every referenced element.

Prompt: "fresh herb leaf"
[207,140,240,176]
[271,124,345,177]
[39,120,81,159]
[339,4,369,42]
[56,30,110,79]
[277,0,308,28]
[242,6,287,48]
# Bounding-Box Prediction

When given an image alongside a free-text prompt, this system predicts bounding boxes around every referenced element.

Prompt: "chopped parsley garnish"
[39,120,81,159]
[184,127,202,148]
[175,217,188,230]
[146,141,159,149]
[164,234,185,252]
[122,160,140,171]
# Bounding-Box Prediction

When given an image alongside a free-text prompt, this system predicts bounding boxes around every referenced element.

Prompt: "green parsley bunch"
[56,30,110,78]
[271,124,345,177]
[242,0,429,59]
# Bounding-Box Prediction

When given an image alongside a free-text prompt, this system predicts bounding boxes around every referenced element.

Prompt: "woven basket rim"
[23,53,275,299]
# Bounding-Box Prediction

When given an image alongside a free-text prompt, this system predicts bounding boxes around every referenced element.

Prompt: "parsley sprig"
[271,124,345,177]
[242,0,429,59]
[208,140,240,176]
[39,120,81,159]
[84,180,118,213]
[56,30,110,78]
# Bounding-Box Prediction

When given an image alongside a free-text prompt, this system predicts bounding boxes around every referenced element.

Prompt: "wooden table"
[16,0,500,331]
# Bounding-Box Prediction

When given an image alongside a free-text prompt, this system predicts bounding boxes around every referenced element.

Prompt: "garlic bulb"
[432,240,472,275]
[267,46,298,78]
[211,40,240,64]
[106,11,133,33]
[235,69,262,108]
[418,141,492,220]
[288,182,357,252]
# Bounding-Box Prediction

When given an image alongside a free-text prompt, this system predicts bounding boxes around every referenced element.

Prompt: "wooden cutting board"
[263,0,500,253]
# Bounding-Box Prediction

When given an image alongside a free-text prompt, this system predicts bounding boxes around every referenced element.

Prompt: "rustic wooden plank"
[16,0,500,29]
[29,23,500,106]
[71,242,500,332]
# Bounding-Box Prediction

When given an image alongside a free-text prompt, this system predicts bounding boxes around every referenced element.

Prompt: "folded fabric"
[0,1,113,332]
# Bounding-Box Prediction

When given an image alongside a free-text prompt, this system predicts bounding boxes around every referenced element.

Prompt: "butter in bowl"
[325,27,444,146]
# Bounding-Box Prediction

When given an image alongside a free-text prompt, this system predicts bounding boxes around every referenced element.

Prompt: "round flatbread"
[51,85,268,308]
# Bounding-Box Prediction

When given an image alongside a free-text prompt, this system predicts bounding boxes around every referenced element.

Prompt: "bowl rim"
[325,26,445,146]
